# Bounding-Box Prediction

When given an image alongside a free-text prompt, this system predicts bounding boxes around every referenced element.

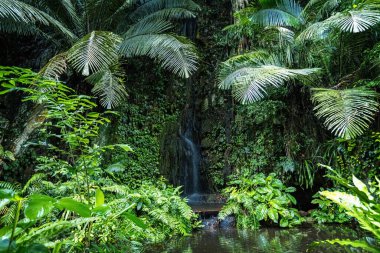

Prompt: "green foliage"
[1,0,199,108]
[218,0,380,140]
[311,87,380,139]
[219,172,303,229]
[313,173,380,252]
[310,189,352,224]
[0,66,198,252]
[218,52,319,104]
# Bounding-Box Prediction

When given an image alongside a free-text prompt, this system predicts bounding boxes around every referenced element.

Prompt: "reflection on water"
[146,225,365,253]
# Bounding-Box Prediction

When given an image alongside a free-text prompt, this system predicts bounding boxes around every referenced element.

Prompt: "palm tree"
[0,0,200,108]
[219,0,380,139]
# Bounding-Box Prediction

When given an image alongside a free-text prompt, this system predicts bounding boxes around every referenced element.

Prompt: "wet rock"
[220,216,236,228]
[202,216,219,229]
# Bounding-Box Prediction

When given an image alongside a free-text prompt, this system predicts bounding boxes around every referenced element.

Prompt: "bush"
[219,172,304,229]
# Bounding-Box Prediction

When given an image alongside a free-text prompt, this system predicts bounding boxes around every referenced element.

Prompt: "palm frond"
[0,0,49,24]
[38,52,68,80]
[133,8,196,22]
[220,65,319,103]
[120,33,198,78]
[303,0,340,21]
[296,21,332,42]
[0,18,41,35]
[67,31,121,76]
[327,10,380,33]
[219,50,273,77]
[250,0,303,28]
[86,65,128,109]
[311,88,380,139]
[124,18,173,37]
[130,0,199,21]
[0,0,76,39]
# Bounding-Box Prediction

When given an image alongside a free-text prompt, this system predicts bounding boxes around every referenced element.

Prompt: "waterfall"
[181,135,201,195]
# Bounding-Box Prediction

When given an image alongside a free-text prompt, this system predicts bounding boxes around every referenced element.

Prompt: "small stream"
[146,224,363,253]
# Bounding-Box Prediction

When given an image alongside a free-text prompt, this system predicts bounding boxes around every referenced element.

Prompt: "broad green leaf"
[268,207,279,223]
[352,175,373,201]
[0,189,15,200]
[287,194,297,205]
[56,198,91,217]
[280,218,289,227]
[285,187,296,193]
[115,144,133,152]
[256,204,268,221]
[92,205,112,216]
[124,212,147,229]
[106,163,125,173]
[24,194,55,221]
[95,189,105,207]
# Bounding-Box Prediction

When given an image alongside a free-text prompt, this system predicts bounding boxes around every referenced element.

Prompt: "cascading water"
[159,17,205,201]
[181,134,201,199]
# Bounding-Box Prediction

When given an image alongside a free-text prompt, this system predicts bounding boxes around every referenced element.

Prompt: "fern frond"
[22,173,46,194]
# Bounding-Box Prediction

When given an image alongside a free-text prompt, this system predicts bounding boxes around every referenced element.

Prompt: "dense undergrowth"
[0,67,198,252]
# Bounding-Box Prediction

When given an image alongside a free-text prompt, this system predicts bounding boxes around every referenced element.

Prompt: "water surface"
[147,225,364,253]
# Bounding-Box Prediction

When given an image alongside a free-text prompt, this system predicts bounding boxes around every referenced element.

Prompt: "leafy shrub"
[219,172,303,229]
[0,66,199,252]
[103,180,199,243]
[310,189,352,224]
[313,172,380,252]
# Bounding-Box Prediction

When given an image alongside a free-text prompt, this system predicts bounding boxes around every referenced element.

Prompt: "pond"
[146,224,364,253]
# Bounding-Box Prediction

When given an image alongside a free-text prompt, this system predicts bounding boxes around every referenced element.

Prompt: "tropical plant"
[313,172,380,252]
[218,0,380,139]
[0,176,98,252]
[0,0,200,108]
[0,146,14,168]
[310,189,352,224]
[219,172,304,229]
[0,65,199,251]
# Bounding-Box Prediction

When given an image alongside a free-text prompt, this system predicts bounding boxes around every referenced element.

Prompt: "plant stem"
[8,200,22,252]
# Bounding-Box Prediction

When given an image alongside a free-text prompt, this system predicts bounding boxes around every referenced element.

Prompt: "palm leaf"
[120,21,198,78]
[86,66,128,109]
[311,88,379,139]
[327,10,380,33]
[302,0,340,21]
[133,8,196,22]
[250,0,303,28]
[39,52,68,80]
[123,18,173,36]
[0,0,76,39]
[130,0,200,21]
[67,31,121,76]
[220,65,319,103]
[296,21,332,42]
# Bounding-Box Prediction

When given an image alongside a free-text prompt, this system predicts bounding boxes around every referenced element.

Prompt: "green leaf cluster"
[219,172,303,229]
